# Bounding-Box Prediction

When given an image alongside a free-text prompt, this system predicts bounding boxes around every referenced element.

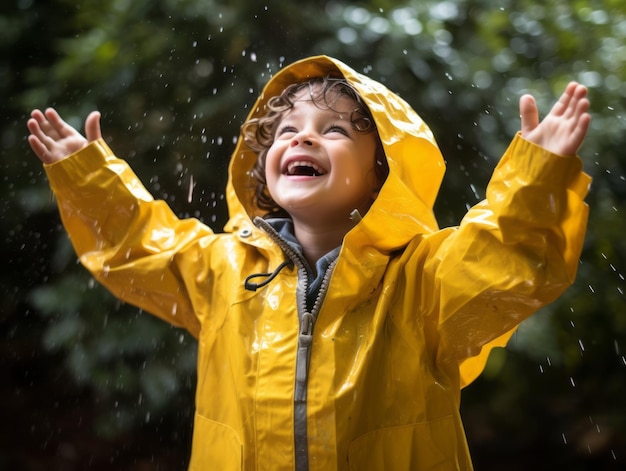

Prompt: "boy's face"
[264,91,379,225]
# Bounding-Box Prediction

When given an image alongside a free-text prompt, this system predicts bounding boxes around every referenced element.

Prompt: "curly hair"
[241,76,389,217]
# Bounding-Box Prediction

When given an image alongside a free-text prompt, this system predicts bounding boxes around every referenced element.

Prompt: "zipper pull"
[300,311,314,337]
[295,312,314,402]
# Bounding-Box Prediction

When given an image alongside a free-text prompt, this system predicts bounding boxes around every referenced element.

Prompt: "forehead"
[283,87,358,119]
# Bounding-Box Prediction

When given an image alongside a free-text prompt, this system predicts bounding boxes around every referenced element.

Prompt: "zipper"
[293,261,335,471]
[253,217,337,471]
[293,262,336,401]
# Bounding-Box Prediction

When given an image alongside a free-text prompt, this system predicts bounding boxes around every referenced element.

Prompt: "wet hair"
[241,76,389,217]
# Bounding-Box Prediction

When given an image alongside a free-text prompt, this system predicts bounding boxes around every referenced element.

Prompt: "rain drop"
[187,175,195,203]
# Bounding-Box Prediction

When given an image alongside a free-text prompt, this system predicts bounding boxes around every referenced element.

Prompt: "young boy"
[27,56,590,470]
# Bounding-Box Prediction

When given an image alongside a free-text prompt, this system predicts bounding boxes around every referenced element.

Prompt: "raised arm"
[29,109,215,337]
[27,108,102,164]
[520,82,591,156]
[428,83,592,386]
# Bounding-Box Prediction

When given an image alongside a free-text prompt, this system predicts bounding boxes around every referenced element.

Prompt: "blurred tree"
[1,0,625,469]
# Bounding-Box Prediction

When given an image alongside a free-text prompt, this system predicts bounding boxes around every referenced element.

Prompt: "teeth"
[286,160,326,176]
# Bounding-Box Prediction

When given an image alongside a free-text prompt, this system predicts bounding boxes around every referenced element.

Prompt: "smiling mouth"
[284,160,327,177]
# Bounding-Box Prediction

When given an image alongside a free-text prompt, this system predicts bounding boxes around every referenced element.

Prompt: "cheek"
[264,147,279,174]
[264,146,283,187]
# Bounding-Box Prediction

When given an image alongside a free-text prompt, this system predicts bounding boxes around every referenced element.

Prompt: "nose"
[290,130,315,147]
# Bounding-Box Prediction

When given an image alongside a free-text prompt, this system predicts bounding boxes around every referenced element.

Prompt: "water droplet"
[188,175,195,203]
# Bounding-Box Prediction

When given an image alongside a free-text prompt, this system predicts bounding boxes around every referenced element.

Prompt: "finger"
[28,109,58,138]
[566,113,592,155]
[571,86,589,117]
[30,111,62,142]
[567,84,586,118]
[30,108,46,122]
[571,97,590,126]
[519,94,539,135]
[27,115,56,149]
[561,119,591,155]
[43,107,79,138]
[559,84,590,129]
[561,88,591,155]
[27,118,59,162]
[550,82,578,118]
[570,82,587,99]
[84,111,102,142]
[27,133,51,162]
[26,114,43,137]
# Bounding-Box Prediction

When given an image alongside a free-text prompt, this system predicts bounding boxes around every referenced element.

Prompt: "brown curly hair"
[241,76,388,217]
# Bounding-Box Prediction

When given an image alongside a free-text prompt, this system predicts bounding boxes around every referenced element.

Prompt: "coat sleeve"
[44,139,216,337]
[426,133,591,387]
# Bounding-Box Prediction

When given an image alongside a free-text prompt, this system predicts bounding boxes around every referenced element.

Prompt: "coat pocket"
[188,413,243,470]
[348,416,458,471]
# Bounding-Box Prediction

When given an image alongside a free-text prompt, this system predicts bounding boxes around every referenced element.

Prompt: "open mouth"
[284,160,327,177]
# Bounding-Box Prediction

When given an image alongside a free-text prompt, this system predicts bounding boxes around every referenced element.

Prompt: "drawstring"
[244,259,293,291]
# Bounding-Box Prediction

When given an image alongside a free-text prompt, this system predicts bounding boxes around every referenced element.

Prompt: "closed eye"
[325,124,350,136]
[277,125,297,136]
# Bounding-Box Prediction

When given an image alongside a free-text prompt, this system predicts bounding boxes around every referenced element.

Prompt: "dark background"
[2,0,625,469]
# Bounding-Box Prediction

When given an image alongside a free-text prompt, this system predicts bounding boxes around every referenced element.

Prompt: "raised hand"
[27,108,102,164]
[520,82,591,156]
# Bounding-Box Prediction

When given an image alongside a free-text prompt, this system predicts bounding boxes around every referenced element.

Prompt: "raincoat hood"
[226,55,445,252]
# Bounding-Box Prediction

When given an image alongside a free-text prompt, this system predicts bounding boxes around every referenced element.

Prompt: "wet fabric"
[43,55,590,470]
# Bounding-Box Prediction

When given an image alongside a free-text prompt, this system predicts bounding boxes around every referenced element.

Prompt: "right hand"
[27,108,102,164]
[519,82,591,157]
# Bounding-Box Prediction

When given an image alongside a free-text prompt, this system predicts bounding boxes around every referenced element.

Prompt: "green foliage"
[2,0,625,468]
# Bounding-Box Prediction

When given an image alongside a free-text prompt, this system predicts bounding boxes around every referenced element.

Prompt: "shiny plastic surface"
[45,56,590,470]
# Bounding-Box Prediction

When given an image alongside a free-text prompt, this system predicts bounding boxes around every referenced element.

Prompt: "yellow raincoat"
[44,56,590,470]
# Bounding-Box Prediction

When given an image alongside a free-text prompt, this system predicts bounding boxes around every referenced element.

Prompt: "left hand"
[27,108,102,164]
[520,82,591,156]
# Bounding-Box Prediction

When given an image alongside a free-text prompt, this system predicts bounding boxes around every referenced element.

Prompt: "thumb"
[84,111,103,142]
[519,94,539,136]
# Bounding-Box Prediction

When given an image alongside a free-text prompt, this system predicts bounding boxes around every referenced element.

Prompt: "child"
[27,56,591,470]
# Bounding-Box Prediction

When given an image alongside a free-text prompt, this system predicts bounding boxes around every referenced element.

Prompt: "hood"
[225,55,445,252]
